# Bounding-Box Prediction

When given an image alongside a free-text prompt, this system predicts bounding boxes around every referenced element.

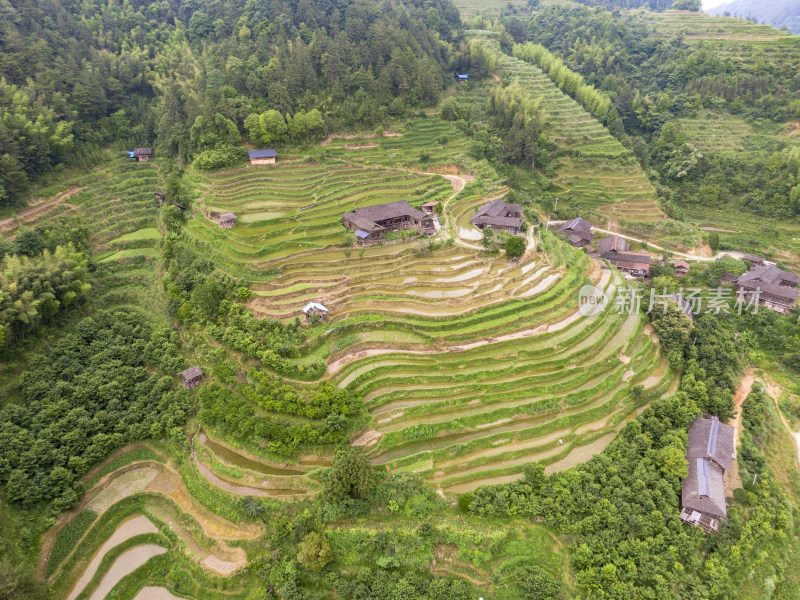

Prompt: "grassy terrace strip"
[480,40,665,224]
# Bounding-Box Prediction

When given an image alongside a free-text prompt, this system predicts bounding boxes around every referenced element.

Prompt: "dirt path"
[547,220,748,263]
[87,544,168,600]
[0,186,83,234]
[66,515,159,600]
[729,368,755,457]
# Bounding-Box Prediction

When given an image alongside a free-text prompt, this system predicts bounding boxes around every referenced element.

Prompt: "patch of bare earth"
[351,428,384,449]
[133,587,185,600]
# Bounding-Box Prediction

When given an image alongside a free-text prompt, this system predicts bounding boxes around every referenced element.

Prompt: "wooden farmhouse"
[680,416,735,533]
[130,147,152,162]
[421,201,439,213]
[342,200,435,244]
[673,260,690,277]
[302,302,329,323]
[248,149,277,165]
[594,235,651,279]
[556,216,594,248]
[470,199,523,234]
[180,366,203,390]
[733,264,800,315]
[219,212,237,229]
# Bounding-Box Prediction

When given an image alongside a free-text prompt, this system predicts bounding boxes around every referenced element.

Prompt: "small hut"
[132,148,152,162]
[219,213,237,229]
[674,260,690,277]
[421,201,439,213]
[180,366,203,389]
[458,74,469,84]
[155,190,165,206]
[302,302,329,323]
[248,149,277,165]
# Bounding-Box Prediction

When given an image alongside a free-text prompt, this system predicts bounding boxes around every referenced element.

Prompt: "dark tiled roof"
[220,212,237,222]
[470,199,523,229]
[133,147,152,156]
[248,149,277,159]
[343,200,431,232]
[674,260,690,271]
[595,235,630,255]
[737,264,799,287]
[557,216,593,234]
[736,280,800,302]
[681,416,735,520]
[682,457,727,520]
[687,416,734,473]
[180,366,203,380]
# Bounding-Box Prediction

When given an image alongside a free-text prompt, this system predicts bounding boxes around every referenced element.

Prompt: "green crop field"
[482,41,666,225]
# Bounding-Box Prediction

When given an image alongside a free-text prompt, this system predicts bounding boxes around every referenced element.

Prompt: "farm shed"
[421,201,439,213]
[673,260,690,277]
[458,74,469,83]
[470,199,523,234]
[248,149,277,165]
[302,302,329,322]
[556,216,594,248]
[680,416,734,533]
[219,213,237,229]
[180,366,203,389]
[342,200,435,244]
[132,147,152,162]
[155,190,165,205]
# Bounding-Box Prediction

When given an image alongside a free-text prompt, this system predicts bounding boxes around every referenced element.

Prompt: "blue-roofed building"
[355,229,370,240]
[248,149,277,164]
[128,151,136,159]
[458,74,468,83]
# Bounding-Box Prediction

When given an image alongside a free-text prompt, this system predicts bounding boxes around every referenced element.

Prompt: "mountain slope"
[709,0,800,33]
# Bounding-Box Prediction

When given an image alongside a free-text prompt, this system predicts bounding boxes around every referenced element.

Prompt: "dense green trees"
[0,310,192,512]
[0,245,91,349]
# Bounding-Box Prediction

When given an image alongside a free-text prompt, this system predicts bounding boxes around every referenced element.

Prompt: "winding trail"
[729,368,755,457]
[547,220,749,262]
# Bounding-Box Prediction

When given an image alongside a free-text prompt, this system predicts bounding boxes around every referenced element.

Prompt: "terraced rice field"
[627,10,800,74]
[487,43,665,224]
[187,160,452,269]
[330,266,673,493]
[629,10,791,40]
[324,119,473,168]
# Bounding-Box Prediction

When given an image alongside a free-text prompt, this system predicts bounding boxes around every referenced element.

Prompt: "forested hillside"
[0,0,461,203]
